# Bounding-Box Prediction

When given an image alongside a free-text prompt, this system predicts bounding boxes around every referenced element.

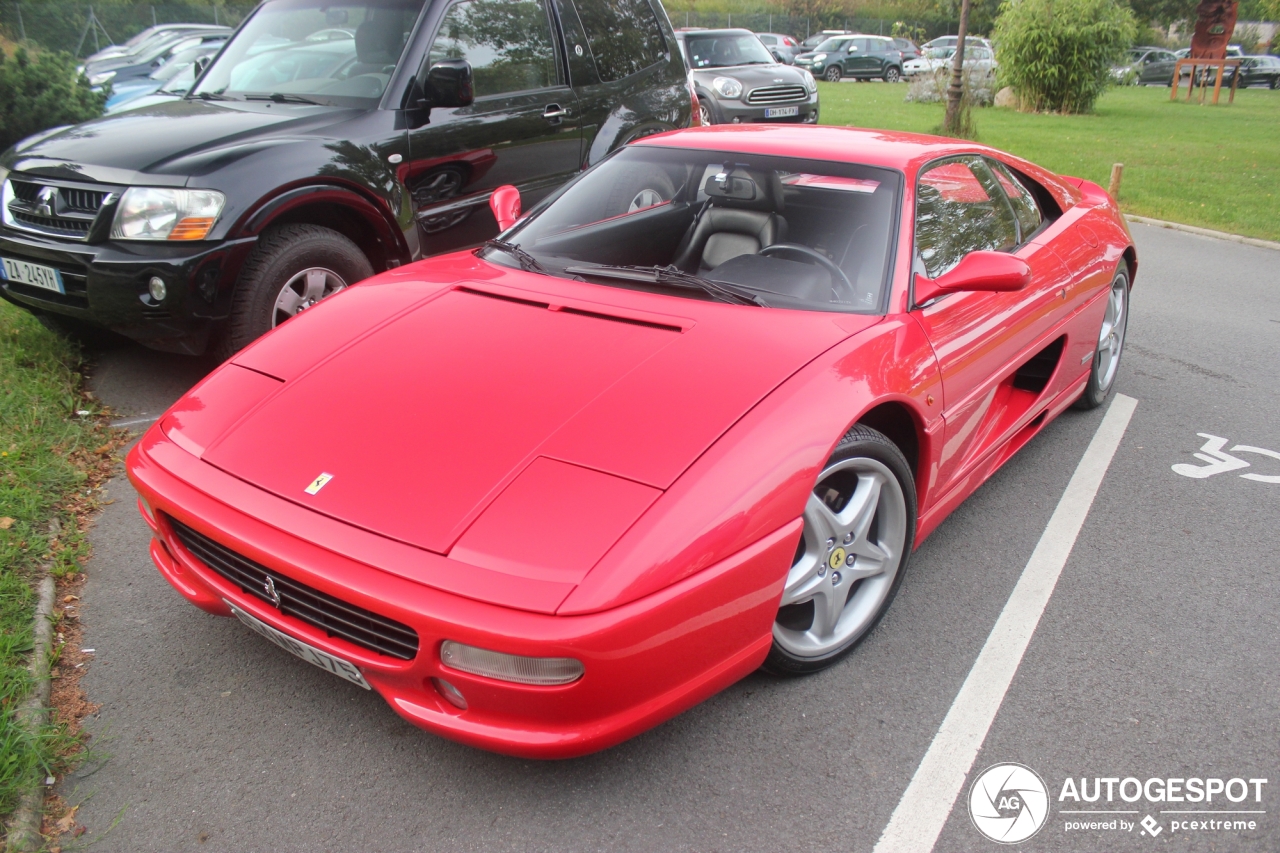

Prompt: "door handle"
[543,104,569,120]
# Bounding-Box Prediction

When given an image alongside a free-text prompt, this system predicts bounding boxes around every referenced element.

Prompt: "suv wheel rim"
[273,267,348,327]
[773,456,907,658]
[825,66,841,82]
[699,103,713,125]
[886,68,900,82]
[628,189,664,212]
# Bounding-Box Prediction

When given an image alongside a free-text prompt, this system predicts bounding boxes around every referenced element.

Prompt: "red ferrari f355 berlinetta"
[128,126,1134,758]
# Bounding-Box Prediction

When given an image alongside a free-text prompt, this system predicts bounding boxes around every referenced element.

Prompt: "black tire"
[762,424,918,677]
[1074,266,1130,410]
[824,65,842,83]
[883,66,901,83]
[219,224,373,359]
[1270,76,1278,90]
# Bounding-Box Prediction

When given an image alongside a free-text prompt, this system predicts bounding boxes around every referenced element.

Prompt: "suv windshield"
[684,34,775,68]
[815,37,852,52]
[488,146,901,314]
[193,0,425,107]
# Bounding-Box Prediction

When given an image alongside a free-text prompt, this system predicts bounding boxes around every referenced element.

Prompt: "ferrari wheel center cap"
[828,547,846,571]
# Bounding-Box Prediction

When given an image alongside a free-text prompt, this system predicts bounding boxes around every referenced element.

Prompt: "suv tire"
[883,66,901,83]
[220,224,373,358]
[824,65,842,83]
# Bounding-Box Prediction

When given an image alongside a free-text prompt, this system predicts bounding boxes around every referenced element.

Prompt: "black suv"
[0,0,691,354]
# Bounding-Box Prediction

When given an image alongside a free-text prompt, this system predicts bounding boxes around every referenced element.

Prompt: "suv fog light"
[732,116,742,124]
[440,640,584,686]
[148,277,167,302]
[432,677,468,709]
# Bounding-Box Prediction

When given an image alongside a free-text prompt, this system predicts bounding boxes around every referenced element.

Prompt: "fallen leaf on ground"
[55,805,79,833]
[0,517,14,529]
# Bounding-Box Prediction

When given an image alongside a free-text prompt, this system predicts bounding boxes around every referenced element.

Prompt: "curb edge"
[1125,215,1280,252]
[4,575,57,853]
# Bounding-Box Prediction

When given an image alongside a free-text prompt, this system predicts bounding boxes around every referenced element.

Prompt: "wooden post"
[1229,62,1239,104]
[1211,62,1224,104]
[1108,164,1124,200]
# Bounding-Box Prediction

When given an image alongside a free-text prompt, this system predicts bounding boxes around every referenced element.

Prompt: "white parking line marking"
[872,393,1138,853]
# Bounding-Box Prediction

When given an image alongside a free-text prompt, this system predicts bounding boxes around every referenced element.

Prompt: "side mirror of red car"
[490,185,521,231]
[913,251,1032,306]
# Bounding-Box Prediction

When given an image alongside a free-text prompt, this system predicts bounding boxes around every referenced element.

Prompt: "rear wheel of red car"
[1073,266,1130,410]
[824,65,842,83]
[763,424,917,676]
[220,224,373,358]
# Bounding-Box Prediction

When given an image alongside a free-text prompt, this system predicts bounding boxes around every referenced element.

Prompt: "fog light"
[432,677,467,709]
[440,640,583,686]
[148,277,167,302]
[732,116,742,123]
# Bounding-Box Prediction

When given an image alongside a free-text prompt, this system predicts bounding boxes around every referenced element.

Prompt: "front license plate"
[765,106,800,118]
[227,601,371,690]
[0,257,64,294]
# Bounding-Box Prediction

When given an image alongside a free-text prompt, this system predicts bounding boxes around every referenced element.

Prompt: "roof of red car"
[635,125,988,172]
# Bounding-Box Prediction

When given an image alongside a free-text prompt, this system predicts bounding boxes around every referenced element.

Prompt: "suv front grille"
[746,84,808,104]
[4,178,117,241]
[167,516,420,661]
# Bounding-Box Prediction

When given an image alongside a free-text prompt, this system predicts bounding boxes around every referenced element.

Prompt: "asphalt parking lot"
[62,222,1279,852]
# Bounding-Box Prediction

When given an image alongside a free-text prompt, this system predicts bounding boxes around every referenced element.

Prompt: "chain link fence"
[2,3,255,56]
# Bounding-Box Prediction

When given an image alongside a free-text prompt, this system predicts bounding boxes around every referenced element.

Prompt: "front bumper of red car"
[127,428,795,759]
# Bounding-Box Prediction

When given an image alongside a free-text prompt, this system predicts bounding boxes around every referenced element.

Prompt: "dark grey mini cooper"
[675,29,818,126]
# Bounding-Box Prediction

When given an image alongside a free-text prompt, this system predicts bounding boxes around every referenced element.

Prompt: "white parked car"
[903,45,996,77]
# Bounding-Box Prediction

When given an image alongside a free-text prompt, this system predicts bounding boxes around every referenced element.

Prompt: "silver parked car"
[676,29,819,126]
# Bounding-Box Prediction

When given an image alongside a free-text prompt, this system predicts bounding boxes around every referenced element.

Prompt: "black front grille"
[6,178,115,241]
[167,517,420,661]
[746,84,807,104]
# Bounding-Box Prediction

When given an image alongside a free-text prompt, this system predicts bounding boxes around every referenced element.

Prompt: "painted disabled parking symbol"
[1172,434,1280,483]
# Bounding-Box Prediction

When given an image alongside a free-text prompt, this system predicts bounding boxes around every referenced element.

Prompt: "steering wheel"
[759,243,856,302]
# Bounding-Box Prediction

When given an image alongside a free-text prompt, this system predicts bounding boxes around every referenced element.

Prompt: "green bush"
[992,0,1136,114]
[0,47,107,153]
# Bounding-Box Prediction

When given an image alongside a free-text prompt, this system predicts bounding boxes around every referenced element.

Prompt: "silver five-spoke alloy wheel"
[1094,272,1128,393]
[272,267,348,327]
[774,456,908,658]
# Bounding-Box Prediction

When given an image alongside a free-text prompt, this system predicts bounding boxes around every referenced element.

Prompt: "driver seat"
[673,168,787,273]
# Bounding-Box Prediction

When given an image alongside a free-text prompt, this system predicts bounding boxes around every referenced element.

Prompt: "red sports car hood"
[200,276,872,555]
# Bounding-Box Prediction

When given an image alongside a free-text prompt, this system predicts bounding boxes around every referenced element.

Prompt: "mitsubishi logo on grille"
[263,575,282,607]
[34,186,56,218]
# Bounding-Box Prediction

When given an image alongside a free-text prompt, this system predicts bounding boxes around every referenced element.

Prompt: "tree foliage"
[993,0,1136,114]
[0,48,107,152]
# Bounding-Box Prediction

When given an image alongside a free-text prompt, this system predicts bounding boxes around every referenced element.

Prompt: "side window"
[987,159,1043,241]
[428,0,557,98]
[573,0,666,83]
[759,35,776,45]
[852,38,872,53]
[914,158,1019,279]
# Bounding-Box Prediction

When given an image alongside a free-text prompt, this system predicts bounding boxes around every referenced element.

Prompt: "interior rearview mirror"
[417,59,474,110]
[490,185,521,231]
[913,251,1031,306]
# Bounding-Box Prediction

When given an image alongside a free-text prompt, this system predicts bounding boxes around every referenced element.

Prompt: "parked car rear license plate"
[765,106,800,118]
[227,601,371,690]
[0,257,64,294]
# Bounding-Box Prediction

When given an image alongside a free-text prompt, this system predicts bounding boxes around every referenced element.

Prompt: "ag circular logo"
[968,763,1050,844]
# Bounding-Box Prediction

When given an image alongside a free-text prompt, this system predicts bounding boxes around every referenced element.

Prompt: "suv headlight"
[813,53,827,62]
[800,69,817,92]
[712,76,743,99]
[111,188,226,241]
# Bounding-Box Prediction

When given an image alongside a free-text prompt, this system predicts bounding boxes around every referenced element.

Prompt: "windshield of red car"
[193,0,425,107]
[491,145,902,314]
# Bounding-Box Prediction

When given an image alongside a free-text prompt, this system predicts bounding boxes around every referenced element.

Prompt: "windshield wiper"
[243,92,324,105]
[194,90,231,101]
[484,239,548,275]
[563,264,765,306]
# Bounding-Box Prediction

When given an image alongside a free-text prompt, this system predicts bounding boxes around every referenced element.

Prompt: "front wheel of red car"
[763,425,917,676]
[1073,266,1130,410]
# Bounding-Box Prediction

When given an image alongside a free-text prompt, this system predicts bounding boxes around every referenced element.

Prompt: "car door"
[407,0,581,257]
[845,38,876,77]
[909,156,1071,493]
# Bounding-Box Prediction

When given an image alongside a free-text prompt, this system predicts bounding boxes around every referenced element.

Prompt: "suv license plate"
[765,106,800,118]
[227,601,371,690]
[0,257,64,294]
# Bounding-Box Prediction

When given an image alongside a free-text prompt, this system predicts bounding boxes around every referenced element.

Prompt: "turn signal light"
[440,640,583,686]
[167,217,217,241]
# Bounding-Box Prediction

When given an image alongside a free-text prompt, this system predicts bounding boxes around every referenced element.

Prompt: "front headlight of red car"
[440,641,584,686]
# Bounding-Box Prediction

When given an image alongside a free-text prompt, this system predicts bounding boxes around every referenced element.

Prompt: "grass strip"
[817,83,1280,242]
[0,300,117,825]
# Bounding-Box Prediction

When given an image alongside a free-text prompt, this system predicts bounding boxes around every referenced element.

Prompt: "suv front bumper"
[0,227,256,354]
[707,93,819,125]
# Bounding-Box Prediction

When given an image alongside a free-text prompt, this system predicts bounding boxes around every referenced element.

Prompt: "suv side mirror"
[914,251,1031,306]
[417,58,474,110]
